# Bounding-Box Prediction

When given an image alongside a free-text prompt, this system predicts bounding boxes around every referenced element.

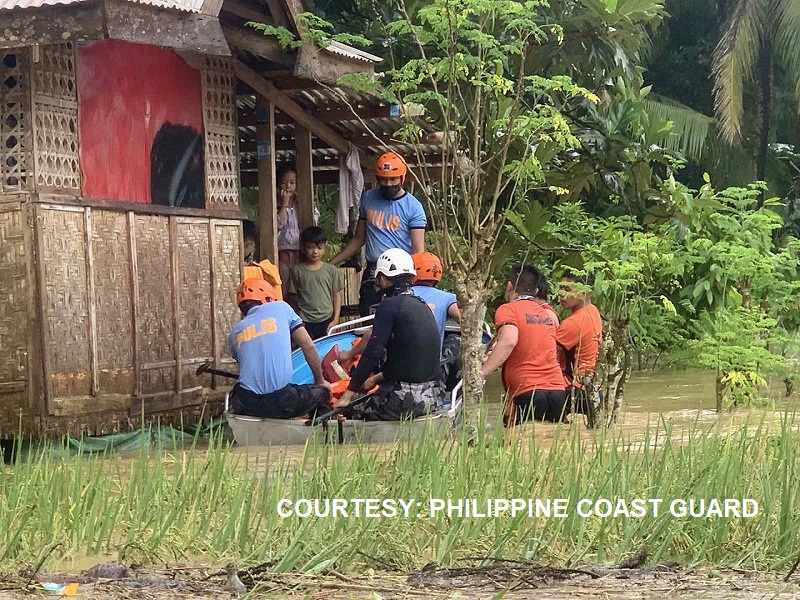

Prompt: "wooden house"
[0,0,440,438]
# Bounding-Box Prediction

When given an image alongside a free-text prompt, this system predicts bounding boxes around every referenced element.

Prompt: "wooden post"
[84,207,99,396]
[208,220,219,389]
[127,212,140,398]
[33,206,53,408]
[295,124,315,232]
[256,95,278,263]
[169,216,182,393]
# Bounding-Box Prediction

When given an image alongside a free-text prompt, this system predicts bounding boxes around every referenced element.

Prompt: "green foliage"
[247,23,302,49]
[296,12,373,49]
[642,94,715,160]
[686,308,785,409]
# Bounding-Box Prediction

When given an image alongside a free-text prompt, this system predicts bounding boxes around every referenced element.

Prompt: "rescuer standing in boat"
[329,152,427,316]
[333,249,445,420]
[228,278,331,419]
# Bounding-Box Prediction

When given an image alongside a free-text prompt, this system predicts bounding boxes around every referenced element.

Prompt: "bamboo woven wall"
[136,215,175,396]
[0,204,243,435]
[213,221,241,369]
[0,202,33,434]
[92,210,134,395]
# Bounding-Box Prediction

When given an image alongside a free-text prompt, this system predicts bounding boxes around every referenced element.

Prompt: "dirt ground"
[3,562,800,599]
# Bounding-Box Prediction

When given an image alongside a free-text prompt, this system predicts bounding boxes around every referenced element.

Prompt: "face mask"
[379,184,402,200]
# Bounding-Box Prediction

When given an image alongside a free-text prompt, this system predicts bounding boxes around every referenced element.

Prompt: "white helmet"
[375,248,416,278]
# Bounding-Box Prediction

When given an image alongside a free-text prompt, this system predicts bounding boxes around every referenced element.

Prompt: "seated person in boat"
[339,251,460,364]
[481,264,568,425]
[556,273,603,415]
[228,278,331,419]
[333,249,445,420]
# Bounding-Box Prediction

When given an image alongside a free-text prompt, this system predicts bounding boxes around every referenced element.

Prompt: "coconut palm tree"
[712,0,800,183]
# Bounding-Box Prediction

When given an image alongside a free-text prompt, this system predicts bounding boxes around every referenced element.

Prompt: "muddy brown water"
[85,369,799,479]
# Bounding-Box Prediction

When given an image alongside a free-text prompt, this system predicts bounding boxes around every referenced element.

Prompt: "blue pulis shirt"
[358,189,427,262]
[412,285,458,347]
[228,301,303,395]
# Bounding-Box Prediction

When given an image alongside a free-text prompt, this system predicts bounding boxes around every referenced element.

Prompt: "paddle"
[305,393,373,426]
[196,361,239,380]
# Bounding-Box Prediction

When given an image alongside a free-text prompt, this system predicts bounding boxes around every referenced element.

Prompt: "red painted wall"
[77,40,204,203]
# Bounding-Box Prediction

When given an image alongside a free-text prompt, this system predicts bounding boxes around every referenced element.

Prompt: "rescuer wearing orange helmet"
[330,152,427,316]
[227,278,331,418]
[411,252,461,345]
[411,252,463,390]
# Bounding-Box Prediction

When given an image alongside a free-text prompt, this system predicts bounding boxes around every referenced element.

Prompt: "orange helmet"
[375,152,407,179]
[413,252,443,284]
[236,278,277,306]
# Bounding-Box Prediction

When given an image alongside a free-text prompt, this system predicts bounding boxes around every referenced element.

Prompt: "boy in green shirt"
[287,227,343,340]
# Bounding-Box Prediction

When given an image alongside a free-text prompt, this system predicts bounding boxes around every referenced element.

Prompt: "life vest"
[243,259,283,299]
[322,339,379,399]
[296,338,377,420]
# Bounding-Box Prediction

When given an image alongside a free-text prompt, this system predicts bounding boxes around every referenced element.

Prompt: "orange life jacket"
[243,259,283,299]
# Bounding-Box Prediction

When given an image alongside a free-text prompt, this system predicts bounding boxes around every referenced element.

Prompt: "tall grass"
[1,411,799,572]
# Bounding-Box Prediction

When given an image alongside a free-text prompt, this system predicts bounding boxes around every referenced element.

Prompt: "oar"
[196,361,239,380]
[305,393,373,426]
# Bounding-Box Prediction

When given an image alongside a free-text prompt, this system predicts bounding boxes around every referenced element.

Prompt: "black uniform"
[347,291,445,420]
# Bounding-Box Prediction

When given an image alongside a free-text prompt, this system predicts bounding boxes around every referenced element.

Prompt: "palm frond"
[711,0,768,144]
[643,95,715,159]
[772,0,800,105]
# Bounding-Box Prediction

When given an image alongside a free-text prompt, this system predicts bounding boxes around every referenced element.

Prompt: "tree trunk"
[715,369,724,412]
[588,317,630,428]
[454,277,488,413]
[756,42,772,205]
[605,317,631,426]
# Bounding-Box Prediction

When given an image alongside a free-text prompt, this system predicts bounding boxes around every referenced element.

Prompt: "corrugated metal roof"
[0,0,204,11]
[133,0,204,12]
[324,41,382,64]
[0,0,87,10]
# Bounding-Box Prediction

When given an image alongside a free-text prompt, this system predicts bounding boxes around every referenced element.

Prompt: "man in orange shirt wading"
[556,273,603,414]
[481,264,568,425]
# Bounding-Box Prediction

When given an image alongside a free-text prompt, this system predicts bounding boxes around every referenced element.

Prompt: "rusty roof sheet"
[0,0,204,11]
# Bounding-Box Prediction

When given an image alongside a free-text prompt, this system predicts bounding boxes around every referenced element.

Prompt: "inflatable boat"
[225,316,491,446]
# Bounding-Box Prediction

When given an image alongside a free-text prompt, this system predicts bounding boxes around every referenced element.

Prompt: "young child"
[287,227,343,340]
[276,163,300,294]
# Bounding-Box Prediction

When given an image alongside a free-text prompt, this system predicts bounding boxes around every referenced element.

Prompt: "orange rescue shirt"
[556,304,602,382]
[494,298,566,396]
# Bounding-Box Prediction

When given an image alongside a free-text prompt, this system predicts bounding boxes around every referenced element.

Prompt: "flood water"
[49,369,799,481]
[485,369,794,415]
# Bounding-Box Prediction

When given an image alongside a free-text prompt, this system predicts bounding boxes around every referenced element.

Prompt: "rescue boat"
[224,316,491,446]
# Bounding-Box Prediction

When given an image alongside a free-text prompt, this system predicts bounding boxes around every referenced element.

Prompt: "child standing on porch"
[287,227,343,340]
